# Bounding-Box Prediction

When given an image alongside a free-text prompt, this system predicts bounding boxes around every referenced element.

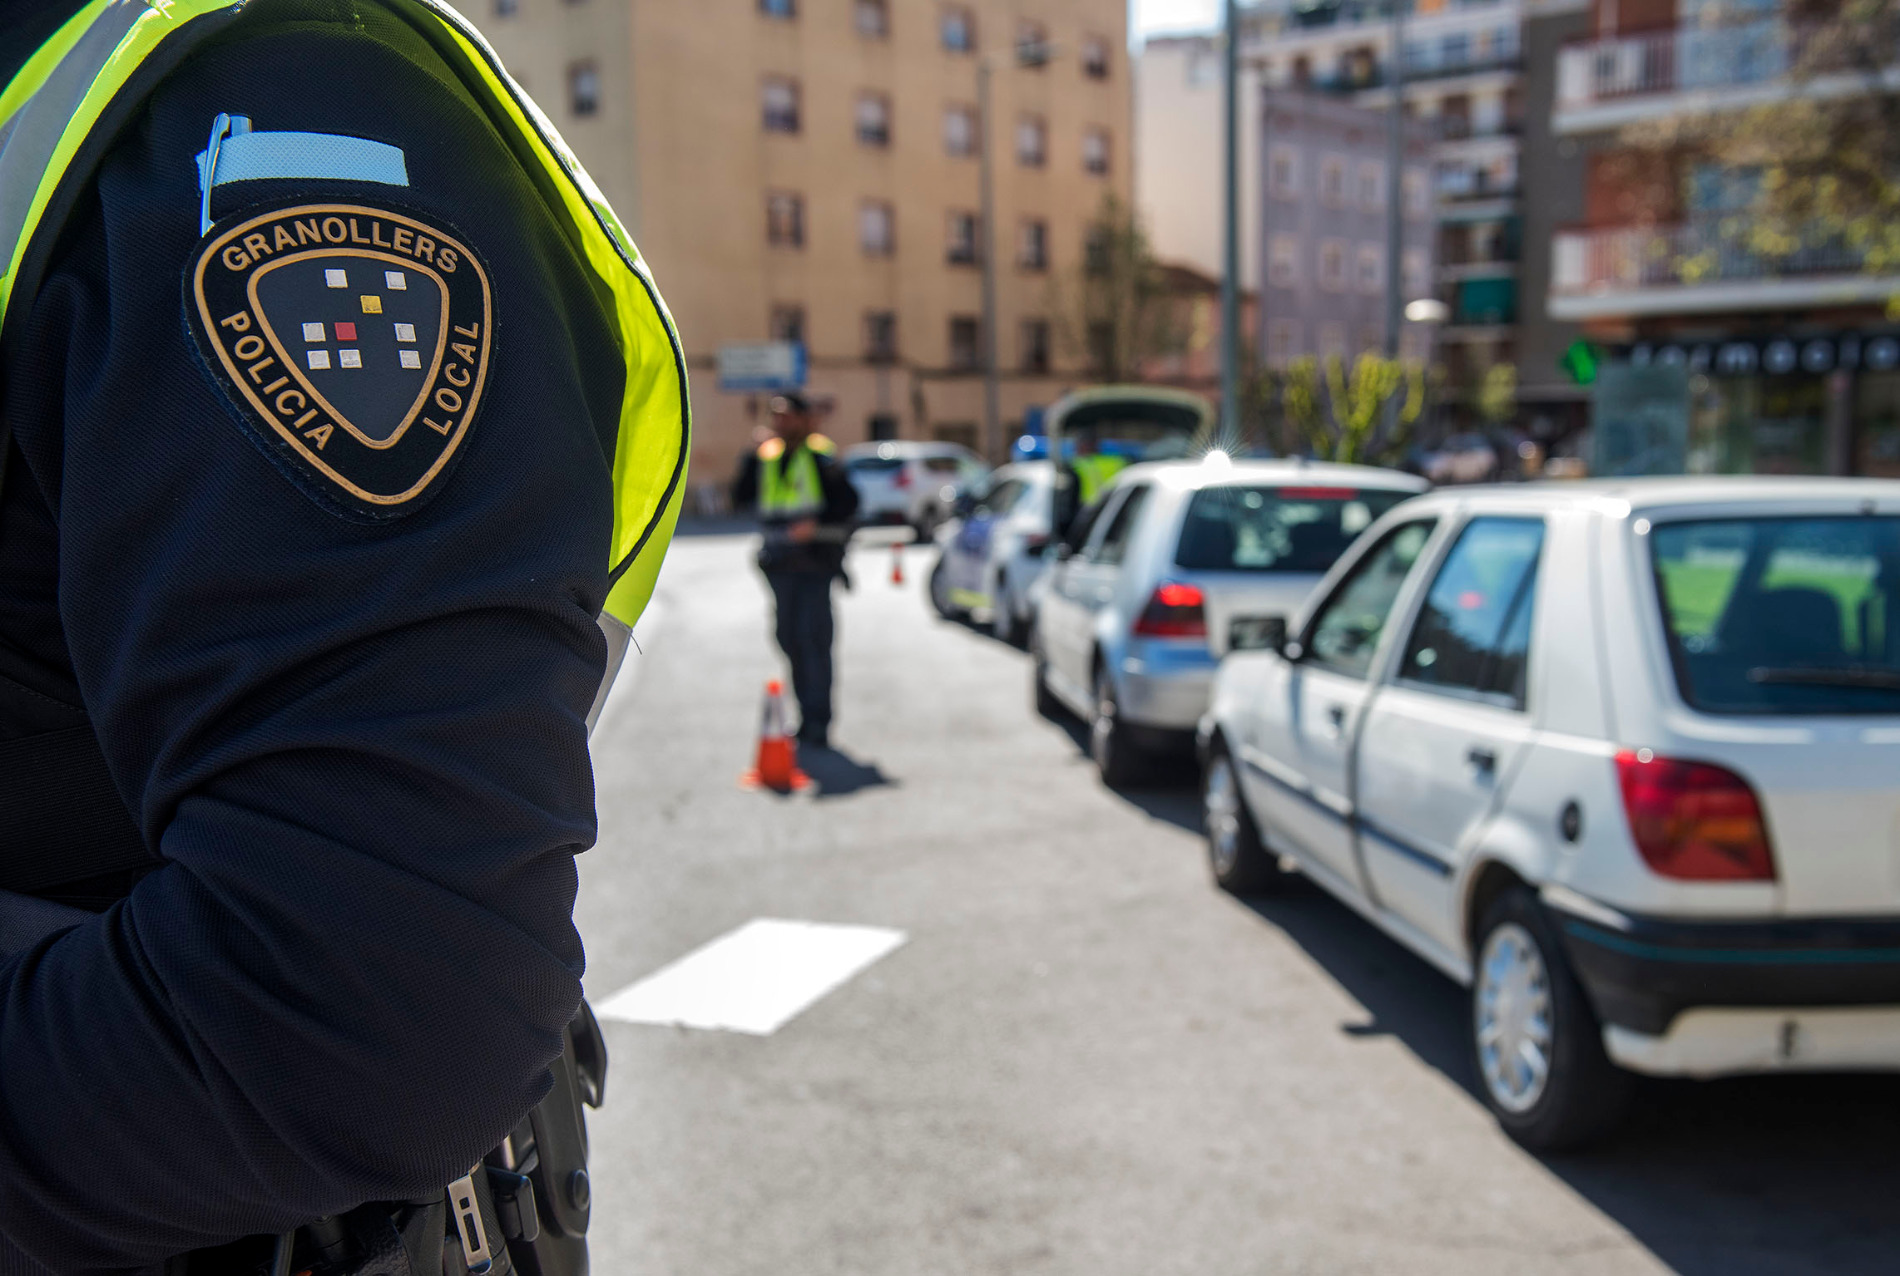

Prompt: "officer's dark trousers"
[765,569,836,742]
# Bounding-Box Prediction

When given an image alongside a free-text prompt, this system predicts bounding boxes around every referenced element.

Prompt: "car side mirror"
[952,491,977,517]
[1229,615,1288,653]
[1052,540,1076,562]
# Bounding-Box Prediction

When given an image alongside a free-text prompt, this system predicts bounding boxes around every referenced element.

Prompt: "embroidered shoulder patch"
[186,201,493,517]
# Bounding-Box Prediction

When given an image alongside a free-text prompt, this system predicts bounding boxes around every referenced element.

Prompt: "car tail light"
[893,466,912,489]
[1133,581,1207,639]
[1022,533,1049,553]
[1614,750,1776,881]
[1277,486,1358,500]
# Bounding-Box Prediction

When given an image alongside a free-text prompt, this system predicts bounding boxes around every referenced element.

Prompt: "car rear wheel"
[1202,740,1288,894]
[1472,886,1632,1151]
[1031,628,1062,720]
[1090,664,1145,788]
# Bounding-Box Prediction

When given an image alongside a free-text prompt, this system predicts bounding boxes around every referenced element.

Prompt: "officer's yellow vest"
[0,0,688,632]
[757,434,835,519]
[1073,452,1129,503]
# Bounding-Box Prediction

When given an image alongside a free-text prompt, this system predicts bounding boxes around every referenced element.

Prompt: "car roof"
[1114,457,1429,495]
[1402,475,1900,517]
[842,440,977,459]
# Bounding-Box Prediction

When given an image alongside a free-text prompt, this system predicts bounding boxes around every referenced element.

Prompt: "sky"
[1132,0,1224,38]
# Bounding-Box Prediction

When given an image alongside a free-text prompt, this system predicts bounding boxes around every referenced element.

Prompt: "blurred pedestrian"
[731,394,860,749]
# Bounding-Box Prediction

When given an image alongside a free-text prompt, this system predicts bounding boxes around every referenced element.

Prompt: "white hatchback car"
[1201,478,1900,1148]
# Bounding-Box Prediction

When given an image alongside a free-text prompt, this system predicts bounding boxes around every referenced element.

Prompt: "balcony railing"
[1555,19,1899,111]
[1552,220,1873,294]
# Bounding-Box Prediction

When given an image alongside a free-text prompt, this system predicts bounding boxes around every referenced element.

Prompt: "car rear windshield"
[1650,516,1900,715]
[845,457,904,474]
[1175,485,1413,573]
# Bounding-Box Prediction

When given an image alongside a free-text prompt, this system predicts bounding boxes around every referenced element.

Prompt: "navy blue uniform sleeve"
[0,19,621,1272]
[820,453,860,526]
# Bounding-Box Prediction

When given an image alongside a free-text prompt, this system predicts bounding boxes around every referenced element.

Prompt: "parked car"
[928,461,1055,644]
[1420,432,1500,485]
[1200,477,1900,1149]
[1033,458,1427,785]
[842,441,989,536]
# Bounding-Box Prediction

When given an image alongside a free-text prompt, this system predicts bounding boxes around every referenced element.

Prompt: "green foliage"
[1050,194,1186,382]
[1277,353,1426,465]
[1478,362,1517,427]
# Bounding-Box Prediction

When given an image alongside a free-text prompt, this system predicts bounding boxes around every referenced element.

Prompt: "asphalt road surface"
[574,526,1898,1276]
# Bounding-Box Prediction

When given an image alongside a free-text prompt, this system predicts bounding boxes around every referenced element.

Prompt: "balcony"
[1550,220,1900,319]
[1554,20,1900,132]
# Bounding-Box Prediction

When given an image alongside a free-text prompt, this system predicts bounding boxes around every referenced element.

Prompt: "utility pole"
[1219,0,1241,446]
[1384,0,1407,358]
[977,56,1001,463]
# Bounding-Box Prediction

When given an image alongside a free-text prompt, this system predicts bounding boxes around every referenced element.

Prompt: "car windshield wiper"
[1746,665,1900,690]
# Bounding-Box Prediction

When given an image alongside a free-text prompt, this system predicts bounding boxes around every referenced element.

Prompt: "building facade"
[1255,90,1436,369]
[1548,0,1900,475]
[1137,0,1578,430]
[481,0,1132,488]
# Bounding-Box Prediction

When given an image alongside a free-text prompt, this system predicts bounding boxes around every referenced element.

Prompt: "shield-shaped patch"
[187,202,492,517]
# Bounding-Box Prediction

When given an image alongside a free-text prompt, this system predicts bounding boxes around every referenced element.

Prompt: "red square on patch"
[334,322,358,341]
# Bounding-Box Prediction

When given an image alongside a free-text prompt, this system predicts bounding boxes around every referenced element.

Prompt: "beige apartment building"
[480,0,1132,489]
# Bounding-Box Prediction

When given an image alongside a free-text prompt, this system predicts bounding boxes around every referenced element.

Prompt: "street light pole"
[1219,0,1241,446]
[977,56,1002,464]
[1384,0,1408,358]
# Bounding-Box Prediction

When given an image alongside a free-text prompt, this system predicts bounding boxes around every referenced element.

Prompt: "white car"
[928,461,1056,644]
[1200,478,1900,1149]
[1034,458,1427,785]
[842,441,988,536]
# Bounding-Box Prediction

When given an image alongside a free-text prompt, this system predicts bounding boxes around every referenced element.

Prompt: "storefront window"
[1857,372,1900,477]
[1688,375,1828,476]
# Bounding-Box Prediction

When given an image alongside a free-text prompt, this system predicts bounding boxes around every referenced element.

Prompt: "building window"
[568,62,599,117]
[495,0,517,16]
[859,201,895,256]
[865,310,898,362]
[1084,223,1112,276]
[1269,144,1300,198]
[1082,128,1110,176]
[1358,325,1384,356]
[1269,234,1300,287]
[1402,248,1430,298]
[1318,239,1347,291]
[943,104,976,157]
[941,6,975,53]
[854,0,887,38]
[946,210,979,265]
[1318,321,1348,362]
[1021,319,1051,373]
[1358,161,1385,211]
[770,304,806,344]
[1267,319,1300,368]
[762,77,800,133]
[1017,20,1049,64]
[949,316,981,370]
[1019,218,1049,270]
[1087,322,1114,376]
[767,191,805,248]
[1016,115,1047,167]
[1082,34,1111,79]
[1319,154,1347,207]
[1358,244,1384,293]
[759,0,795,18]
[857,92,891,147]
[1404,167,1431,217]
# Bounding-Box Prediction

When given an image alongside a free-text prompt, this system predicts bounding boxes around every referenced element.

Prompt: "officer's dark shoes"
[797,729,830,752]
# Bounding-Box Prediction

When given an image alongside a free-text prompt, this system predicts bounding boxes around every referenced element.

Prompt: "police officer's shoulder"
[758,436,786,461]
[806,433,837,456]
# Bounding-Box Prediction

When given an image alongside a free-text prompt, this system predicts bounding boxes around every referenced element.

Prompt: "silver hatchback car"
[1032,458,1427,785]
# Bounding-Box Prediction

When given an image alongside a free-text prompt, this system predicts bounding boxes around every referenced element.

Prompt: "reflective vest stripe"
[1074,454,1127,503]
[0,0,689,630]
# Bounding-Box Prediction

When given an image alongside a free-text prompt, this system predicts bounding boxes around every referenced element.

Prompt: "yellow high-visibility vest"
[757,434,835,519]
[0,0,689,635]
[1073,452,1129,503]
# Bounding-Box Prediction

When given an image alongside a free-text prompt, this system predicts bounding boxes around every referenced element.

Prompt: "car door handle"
[1326,704,1347,737]
[1467,745,1497,776]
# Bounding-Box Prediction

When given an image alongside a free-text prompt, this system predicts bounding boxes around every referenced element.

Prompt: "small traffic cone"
[740,679,810,792]
[890,541,906,586]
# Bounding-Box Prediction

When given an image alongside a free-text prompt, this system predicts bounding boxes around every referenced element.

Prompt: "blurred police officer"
[0,1,687,1271]
[731,394,859,750]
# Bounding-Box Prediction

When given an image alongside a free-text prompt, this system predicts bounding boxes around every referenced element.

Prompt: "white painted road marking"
[594,918,907,1036]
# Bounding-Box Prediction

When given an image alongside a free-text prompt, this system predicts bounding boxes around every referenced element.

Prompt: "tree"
[1050,194,1186,382]
[1616,0,1900,311]
[1477,361,1517,429]
[1277,353,1426,465]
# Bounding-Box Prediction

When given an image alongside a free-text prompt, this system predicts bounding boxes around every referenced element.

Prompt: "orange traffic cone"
[891,540,906,586]
[740,679,810,792]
